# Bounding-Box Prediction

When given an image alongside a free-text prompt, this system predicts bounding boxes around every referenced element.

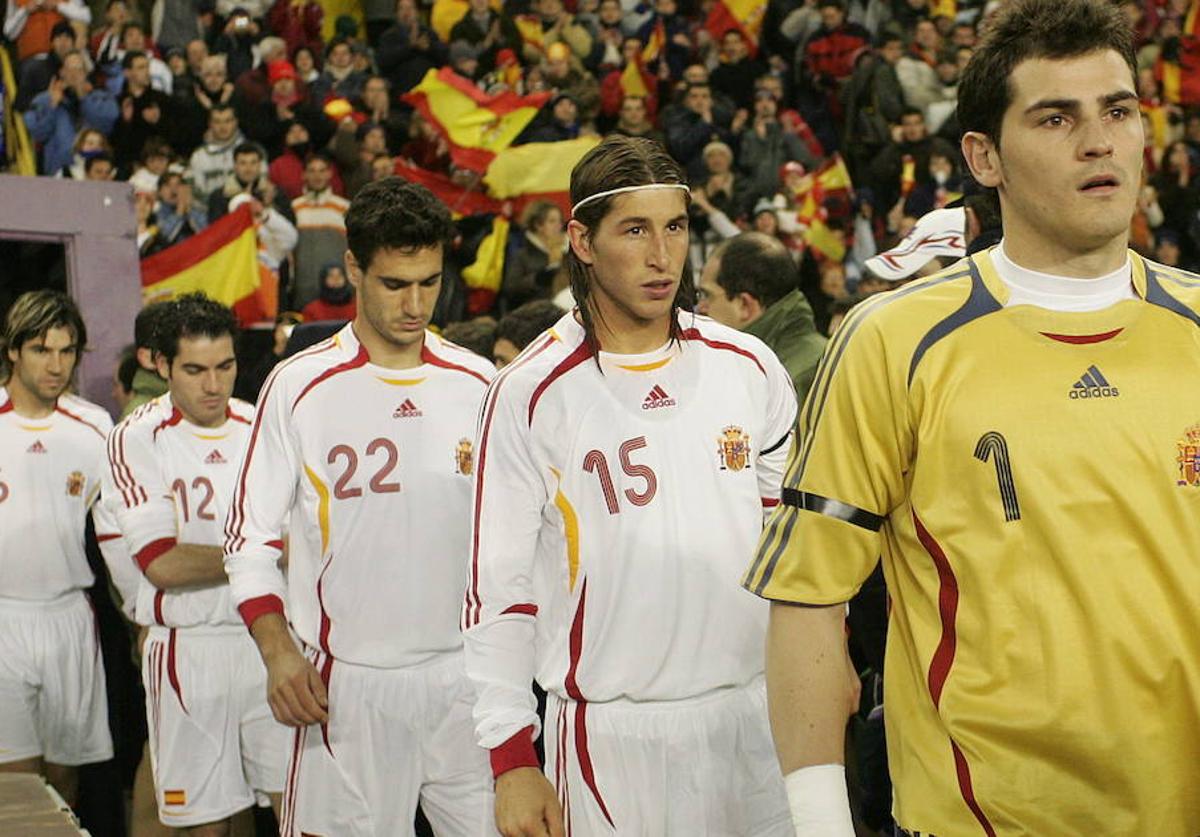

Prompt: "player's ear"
[962,131,1001,189]
[344,250,362,289]
[567,219,594,266]
[155,352,169,380]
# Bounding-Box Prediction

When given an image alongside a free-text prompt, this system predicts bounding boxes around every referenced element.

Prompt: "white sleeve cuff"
[784,764,856,836]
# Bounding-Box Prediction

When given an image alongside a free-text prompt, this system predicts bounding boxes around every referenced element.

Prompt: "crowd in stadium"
[4,0,1198,344]
[2,0,1200,835]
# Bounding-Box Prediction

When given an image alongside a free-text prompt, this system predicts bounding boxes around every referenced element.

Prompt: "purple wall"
[0,175,142,415]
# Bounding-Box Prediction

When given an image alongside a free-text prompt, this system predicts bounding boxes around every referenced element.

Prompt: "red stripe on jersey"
[135,537,176,572]
[96,533,121,543]
[110,420,148,507]
[951,739,997,836]
[152,407,184,439]
[237,594,285,629]
[225,339,339,552]
[573,701,615,828]
[0,397,12,414]
[679,328,766,376]
[153,590,165,625]
[527,341,594,427]
[290,344,369,413]
[225,405,252,424]
[166,628,187,714]
[316,558,334,654]
[913,512,957,707]
[501,603,538,616]
[1040,328,1123,344]
[266,539,284,552]
[55,403,107,438]
[489,725,539,777]
[421,342,491,385]
[466,332,558,628]
[564,579,588,701]
[761,497,780,508]
[318,653,334,757]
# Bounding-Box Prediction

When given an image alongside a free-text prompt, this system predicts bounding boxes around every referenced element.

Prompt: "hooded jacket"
[743,288,827,405]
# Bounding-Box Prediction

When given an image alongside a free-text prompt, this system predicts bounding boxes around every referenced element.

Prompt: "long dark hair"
[566,136,693,356]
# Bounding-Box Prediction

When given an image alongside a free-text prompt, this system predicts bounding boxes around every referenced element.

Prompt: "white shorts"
[281,647,496,837]
[0,591,113,766]
[143,626,289,828]
[544,679,793,836]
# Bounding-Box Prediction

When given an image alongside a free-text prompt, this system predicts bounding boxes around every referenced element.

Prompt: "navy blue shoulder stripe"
[907,260,1003,386]
[1146,269,1200,329]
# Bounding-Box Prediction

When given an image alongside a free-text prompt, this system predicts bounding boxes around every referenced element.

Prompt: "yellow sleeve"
[744,298,913,603]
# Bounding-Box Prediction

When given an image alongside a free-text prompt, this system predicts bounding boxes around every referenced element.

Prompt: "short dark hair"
[156,293,238,366]
[345,177,454,270]
[709,232,796,308]
[233,141,263,160]
[84,152,114,174]
[210,103,236,120]
[496,301,563,352]
[957,0,1135,147]
[134,301,173,351]
[121,49,147,69]
[441,316,497,359]
[117,350,139,394]
[1,291,87,381]
[899,106,924,121]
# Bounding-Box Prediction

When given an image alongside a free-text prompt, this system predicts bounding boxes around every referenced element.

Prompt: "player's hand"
[264,645,329,726]
[495,767,565,837]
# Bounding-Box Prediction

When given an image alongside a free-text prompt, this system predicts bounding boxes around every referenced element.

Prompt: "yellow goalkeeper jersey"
[746,249,1200,836]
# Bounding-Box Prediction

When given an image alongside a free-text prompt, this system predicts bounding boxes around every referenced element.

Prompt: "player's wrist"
[489,725,539,779]
[784,764,855,836]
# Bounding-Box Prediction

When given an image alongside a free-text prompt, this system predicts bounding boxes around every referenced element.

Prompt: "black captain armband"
[781,489,884,532]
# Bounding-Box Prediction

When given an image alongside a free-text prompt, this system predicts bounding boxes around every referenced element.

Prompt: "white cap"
[864,207,966,281]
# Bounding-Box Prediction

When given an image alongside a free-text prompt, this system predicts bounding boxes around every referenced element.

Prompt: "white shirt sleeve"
[4,0,29,42]
[106,418,179,565]
[223,368,297,624]
[93,488,140,620]
[755,352,799,514]
[462,377,549,758]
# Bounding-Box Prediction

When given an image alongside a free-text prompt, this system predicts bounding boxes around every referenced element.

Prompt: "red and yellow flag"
[484,136,600,218]
[793,154,854,262]
[403,67,550,173]
[704,0,766,55]
[515,14,544,52]
[141,206,276,325]
[642,18,666,63]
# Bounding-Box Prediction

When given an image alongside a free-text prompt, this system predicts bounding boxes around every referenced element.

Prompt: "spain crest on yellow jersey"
[717,426,751,472]
[455,438,474,476]
[1177,423,1200,487]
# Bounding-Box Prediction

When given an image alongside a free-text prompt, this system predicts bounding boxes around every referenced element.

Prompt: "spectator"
[232,34,287,106]
[177,54,241,154]
[83,150,115,179]
[370,151,394,180]
[634,0,691,79]
[800,0,870,87]
[184,37,209,82]
[228,189,298,276]
[300,262,356,320]
[291,153,350,308]
[206,139,275,219]
[216,0,269,20]
[210,7,260,81]
[269,118,320,198]
[539,40,600,123]
[377,0,445,94]
[152,0,206,51]
[896,18,944,112]
[187,102,244,201]
[609,94,664,144]
[696,231,827,403]
[235,310,302,401]
[442,315,497,359]
[698,139,753,223]
[89,0,127,68]
[331,119,390,197]
[447,39,481,81]
[245,58,327,156]
[867,106,956,224]
[492,298,564,366]
[524,92,581,142]
[311,35,368,101]
[24,50,118,176]
[666,81,738,181]
[111,50,174,170]
[293,43,319,84]
[155,169,209,243]
[501,200,565,310]
[597,36,657,125]
[127,135,173,193]
[1152,141,1200,264]
[738,87,818,202]
[3,0,90,64]
[710,29,765,111]
[840,31,905,177]
[55,126,109,179]
[108,22,173,94]
[449,0,523,74]
[267,0,322,58]
[522,0,592,64]
[353,75,407,151]
[14,19,75,111]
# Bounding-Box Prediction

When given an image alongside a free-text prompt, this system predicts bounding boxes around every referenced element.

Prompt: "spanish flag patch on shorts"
[163,789,186,806]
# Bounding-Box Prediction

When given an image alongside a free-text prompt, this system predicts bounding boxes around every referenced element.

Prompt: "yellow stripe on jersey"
[192,432,230,440]
[17,424,51,431]
[549,467,581,591]
[304,465,331,554]
[617,357,673,372]
[376,377,428,386]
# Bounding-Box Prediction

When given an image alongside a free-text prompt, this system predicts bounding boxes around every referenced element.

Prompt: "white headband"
[570,183,690,217]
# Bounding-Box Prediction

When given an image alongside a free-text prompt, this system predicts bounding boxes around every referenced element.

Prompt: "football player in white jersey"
[463,136,798,836]
[0,291,114,808]
[104,294,289,834]
[224,178,498,836]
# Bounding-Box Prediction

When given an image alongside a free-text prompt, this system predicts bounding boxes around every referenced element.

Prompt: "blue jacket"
[24,88,118,175]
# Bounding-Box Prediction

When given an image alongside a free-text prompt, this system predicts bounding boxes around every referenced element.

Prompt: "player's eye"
[626,226,643,236]
[1042,114,1066,127]
[1109,106,1130,120]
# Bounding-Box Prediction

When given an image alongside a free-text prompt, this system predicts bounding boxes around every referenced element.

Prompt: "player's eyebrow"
[378,271,442,284]
[616,214,690,226]
[1024,89,1137,115]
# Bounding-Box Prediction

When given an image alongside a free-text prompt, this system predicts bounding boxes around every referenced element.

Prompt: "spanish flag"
[430,0,502,41]
[0,48,35,175]
[403,67,550,173]
[392,158,503,216]
[459,214,511,314]
[515,14,544,52]
[484,136,601,218]
[794,154,854,261]
[642,18,665,63]
[704,0,766,56]
[141,206,276,325]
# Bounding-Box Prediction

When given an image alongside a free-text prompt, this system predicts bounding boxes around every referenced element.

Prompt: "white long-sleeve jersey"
[103,394,254,628]
[463,311,798,752]
[224,325,495,668]
[0,388,112,601]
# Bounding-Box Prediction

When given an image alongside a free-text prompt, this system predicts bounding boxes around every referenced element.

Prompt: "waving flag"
[141,206,276,325]
[484,136,600,218]
[403,67,551,173]
[704,0,766,55]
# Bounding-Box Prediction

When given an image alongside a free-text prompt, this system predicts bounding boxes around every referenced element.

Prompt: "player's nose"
[646,231,670,270]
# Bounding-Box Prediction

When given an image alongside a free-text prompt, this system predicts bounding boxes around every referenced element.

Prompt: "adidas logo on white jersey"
[205,449,227,464]
[26,440,47,454]
[393,398,423,418]
[642,385,676,410]
[1069,365,1119,399]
